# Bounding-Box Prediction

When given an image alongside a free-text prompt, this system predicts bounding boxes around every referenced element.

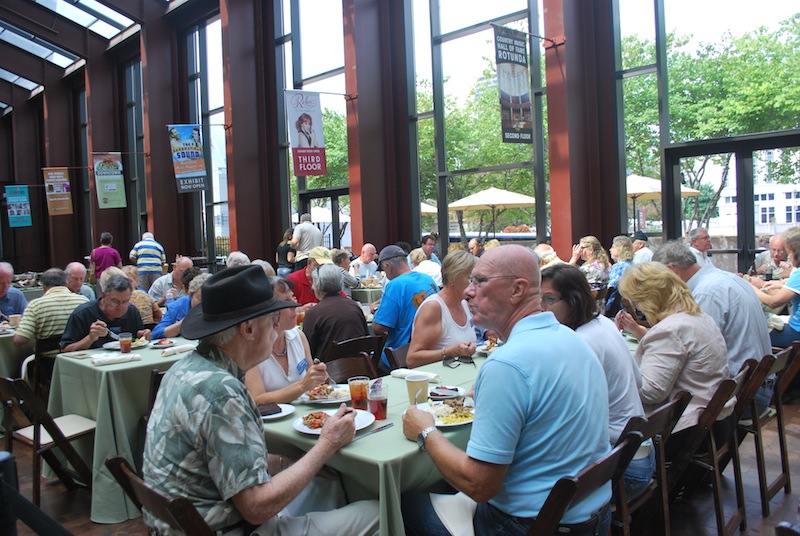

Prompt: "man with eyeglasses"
[61,273,150,351]
[402,245,612,536]
[687,227,714,267]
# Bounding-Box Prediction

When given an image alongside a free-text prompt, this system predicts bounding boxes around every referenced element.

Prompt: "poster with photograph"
[5,185,32,228]
[494,26,533,144]
[93,152,127,208]
[168,124,208,192]
[42,167,73,216]
[285,90,327,176]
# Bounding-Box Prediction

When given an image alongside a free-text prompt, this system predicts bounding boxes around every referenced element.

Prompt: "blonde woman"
[615,262,733,460]
[569,235,610,290]
[121,265,162,325]
[407,250,477,368]
[605,235,634,315]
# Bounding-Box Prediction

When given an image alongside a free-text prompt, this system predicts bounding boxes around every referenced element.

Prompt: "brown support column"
[543,0,620,256]
[344,0,413,248]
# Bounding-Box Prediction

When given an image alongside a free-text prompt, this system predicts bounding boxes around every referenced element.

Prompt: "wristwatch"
[417,426,438,451]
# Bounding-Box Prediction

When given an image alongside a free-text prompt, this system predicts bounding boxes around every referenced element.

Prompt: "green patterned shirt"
[143,342,271,534]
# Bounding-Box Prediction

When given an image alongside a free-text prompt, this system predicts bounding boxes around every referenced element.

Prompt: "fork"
[106,329,120,340]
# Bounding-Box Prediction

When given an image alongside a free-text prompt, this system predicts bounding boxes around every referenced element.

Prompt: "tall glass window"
[123,60,147,238]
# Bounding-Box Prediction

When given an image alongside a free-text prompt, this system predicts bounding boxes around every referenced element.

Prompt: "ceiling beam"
[94,0,146,24]
[0,0,107,58]
[0,41,48,84]
[0,79,14,104]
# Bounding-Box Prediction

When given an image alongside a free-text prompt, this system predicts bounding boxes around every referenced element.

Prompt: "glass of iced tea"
[296,310,306,326]
[368,380,388,420]
[348,376,369,410]
[119,332,132,354]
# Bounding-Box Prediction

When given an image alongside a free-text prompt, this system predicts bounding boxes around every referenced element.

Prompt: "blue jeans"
[402,492,611,536]
[623,444,656,498]
[770,323,800,348]
[277,267,292,277]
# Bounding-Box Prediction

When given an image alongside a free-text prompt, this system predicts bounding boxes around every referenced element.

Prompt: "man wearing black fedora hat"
[143,265,378,535]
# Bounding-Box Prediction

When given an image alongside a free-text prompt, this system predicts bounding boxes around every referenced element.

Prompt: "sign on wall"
[42,167,73,216]
[285,90,327,176]
[92,152,127,209]
[494,26,533,144]
[167,124,208,192]
[5,185,32,227]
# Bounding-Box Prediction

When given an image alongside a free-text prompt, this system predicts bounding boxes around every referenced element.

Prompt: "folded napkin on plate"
[161,344,196,357]
[91,353,142,366]
[390,368,441,384]
[767,314,785,332]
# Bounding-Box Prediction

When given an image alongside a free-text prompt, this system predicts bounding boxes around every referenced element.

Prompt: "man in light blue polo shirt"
[401,245,611,536]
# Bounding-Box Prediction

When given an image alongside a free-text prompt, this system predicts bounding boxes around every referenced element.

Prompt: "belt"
[514,502,610,534]
[632,439,652,460]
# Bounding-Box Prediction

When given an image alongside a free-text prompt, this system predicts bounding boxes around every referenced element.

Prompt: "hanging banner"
[92,152,127,208]
[5,185,32,228]
[42,167,73,216]
[494,26,533,144]
[285,90,327,176]
[167,124,208,192]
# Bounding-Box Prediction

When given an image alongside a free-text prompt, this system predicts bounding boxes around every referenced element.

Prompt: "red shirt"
[286,269,318,305]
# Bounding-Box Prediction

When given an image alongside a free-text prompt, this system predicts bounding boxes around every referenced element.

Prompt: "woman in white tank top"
[407,250,478,368]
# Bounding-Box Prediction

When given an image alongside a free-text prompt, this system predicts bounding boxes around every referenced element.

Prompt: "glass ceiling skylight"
[0,67,38,91]
[0,21,78,68]
[35,0,135,40]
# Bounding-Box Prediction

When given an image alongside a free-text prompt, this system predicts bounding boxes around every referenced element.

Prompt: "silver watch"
[417,426,438,451]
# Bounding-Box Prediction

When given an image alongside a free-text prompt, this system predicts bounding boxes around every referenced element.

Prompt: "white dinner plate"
[475,343,500,356]
[293,409,375,435]
[428,386,467,401]
[261,404,296,421]
[102,339,149,351]
[300,386,351,404]
[150,339,176,348]
[416,402,475,428]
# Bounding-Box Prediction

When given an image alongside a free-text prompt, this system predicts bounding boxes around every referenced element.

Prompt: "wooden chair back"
[385,343,409,370]
[105,457,215,536]
[33,334,63,398]
[321,334,386,371]
[528,432,643,536]
[324,354,378,384]
[733,356,775,419]
[0,376,94,505]
[613,391,691,536]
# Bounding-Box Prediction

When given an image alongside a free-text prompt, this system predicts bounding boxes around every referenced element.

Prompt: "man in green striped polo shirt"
[129,232,167,291]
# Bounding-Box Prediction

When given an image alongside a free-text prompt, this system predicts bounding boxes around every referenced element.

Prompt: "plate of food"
[428,386,467,401]
[150,338,176,348]
[417,400,475,427]
[300,384,351,404]
[259,403,295,421]
[476,337,501,356]
[293,409,375,435]
[102,337,149,350]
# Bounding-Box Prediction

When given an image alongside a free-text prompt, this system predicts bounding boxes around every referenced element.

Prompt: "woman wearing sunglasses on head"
[407,250,478,368]
[540,263,653,496]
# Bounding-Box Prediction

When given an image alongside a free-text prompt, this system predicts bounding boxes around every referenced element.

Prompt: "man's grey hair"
[313,264,343,296]
[202,325,237,347]
[103,274,132,295]
[652,240,698,269]
[142,232,154,240]
[65,261,87,276]
[188,273,211,295]
[0,262,13,276]
[226,251,251,268]
[41,268,67,288]
[686,228,707,243]
[251,259,275,276]
[300,213,312,222]
[384,256,408,271]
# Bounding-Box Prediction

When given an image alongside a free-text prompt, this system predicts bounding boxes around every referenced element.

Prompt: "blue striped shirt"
[130,239,166,275]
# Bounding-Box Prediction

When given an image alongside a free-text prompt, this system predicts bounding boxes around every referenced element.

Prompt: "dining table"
[47,337,195,523]
[351,287,383,304]
[261,356,485,536]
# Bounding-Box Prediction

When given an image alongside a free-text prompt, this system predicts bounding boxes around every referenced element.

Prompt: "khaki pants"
[251,500,379,536]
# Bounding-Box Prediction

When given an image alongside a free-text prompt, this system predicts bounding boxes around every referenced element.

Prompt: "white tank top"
[255,328,308,391]
[414,293,476,349]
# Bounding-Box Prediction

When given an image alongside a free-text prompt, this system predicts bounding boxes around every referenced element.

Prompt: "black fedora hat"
[181,265,298,340]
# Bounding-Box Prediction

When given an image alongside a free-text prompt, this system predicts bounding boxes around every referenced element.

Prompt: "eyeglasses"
[467,275,520,288]
[106,297,131,308]
[443,355,475,368]
[542,295,562,306]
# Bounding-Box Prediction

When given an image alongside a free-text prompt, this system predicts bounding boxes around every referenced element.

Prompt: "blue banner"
[5,185,32,228]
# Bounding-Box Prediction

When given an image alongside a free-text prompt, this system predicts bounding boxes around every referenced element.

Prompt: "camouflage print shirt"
[143,342,271,534]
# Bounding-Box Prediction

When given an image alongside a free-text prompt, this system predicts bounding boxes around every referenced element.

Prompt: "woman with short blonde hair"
[569,235,611,290]
[616,262,732,459]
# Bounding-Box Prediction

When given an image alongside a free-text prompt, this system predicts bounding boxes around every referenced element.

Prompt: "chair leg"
[730,435,747,533]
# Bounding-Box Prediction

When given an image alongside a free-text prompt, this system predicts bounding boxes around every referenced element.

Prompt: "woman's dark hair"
[100,231,113,245]
[295,113,313,132]
[540,263,597,330]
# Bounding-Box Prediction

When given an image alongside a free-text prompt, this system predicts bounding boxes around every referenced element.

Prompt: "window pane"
[298,0,344,79]
[206,19,224,110]
[617,0,655,71]
[438,0,527,35]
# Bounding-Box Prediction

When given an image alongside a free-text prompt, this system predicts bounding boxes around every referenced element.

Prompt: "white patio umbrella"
[627,174,700,230]
[420,202,438,215]
[448,186,536,236]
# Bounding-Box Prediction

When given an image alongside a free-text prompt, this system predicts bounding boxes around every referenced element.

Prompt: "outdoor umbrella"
[626,174,700,231]
[448,186,536,236]
[420,202,438,215]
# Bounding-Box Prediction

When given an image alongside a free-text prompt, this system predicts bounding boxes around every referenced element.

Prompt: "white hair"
[226,251,251,268]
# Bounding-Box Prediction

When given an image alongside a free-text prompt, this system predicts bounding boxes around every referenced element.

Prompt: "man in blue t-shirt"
[401,245,612,536]
[372,245,437,370]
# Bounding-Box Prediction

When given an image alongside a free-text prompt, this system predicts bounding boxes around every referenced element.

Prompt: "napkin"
[91,353,142,366]
[161,344,196,357]
[390,368,441,384]
[767,314,785,332]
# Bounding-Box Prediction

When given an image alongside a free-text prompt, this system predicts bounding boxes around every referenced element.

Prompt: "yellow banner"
[42,167,74,216]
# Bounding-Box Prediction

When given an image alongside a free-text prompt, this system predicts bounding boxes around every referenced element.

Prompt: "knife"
[352,422,394,442]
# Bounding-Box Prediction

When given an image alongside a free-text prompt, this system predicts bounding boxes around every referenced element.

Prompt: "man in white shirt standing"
[291,213,324,270]
[687,227,714,266]
[631,230,653,264]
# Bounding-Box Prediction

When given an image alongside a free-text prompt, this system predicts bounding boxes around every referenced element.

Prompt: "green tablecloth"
[351,288,382,304]
[47,339,192,523]
[20,287,44,301]
[262,357,485,536]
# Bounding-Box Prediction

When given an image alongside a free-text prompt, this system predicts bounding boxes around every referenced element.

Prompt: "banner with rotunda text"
[494,26,533,144]
[167,124,208,192]
[42,167,73,216]
[92,152,127,209]
[285,90,327,176]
